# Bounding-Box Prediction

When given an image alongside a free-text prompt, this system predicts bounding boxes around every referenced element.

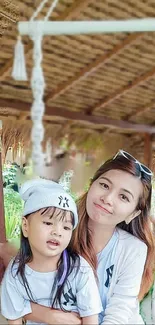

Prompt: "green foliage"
[4,188,23,240]
[3,164,18,187]
[71,191,79,202]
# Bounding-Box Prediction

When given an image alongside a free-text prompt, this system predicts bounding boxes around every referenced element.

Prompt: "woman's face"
[86,169,143,228]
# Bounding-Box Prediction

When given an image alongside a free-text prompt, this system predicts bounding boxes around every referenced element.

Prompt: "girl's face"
[86,169,143,228]
[22,208,73,260]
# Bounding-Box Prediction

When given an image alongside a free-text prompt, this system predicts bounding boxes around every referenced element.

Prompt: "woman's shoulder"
[116,227,147,254]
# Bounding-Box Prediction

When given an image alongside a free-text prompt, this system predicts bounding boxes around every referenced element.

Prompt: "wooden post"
[0,121,6,282]
[144,133,152,168]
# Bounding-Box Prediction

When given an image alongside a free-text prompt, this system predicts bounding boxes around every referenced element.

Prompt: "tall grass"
[4,188,23,240]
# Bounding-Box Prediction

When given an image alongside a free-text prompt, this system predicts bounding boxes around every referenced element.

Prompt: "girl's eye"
[64,226,72,231]
[43,221,53,226]
[120,194,129,202]
[99,182,109,189]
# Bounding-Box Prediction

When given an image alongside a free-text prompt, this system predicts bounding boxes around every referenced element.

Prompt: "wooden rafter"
[45,33,142,103]
[102,129,111,138]
[144,133,152,167]
[17,112,29,120]
[88,66,155,114]
[125,100,155,120]
[56,0,93,20]
[1,99,155,134]
[0,0,92,82]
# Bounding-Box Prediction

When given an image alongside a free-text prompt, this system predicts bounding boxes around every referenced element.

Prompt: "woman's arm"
[82,315,98,324]
[0,242,18,268]
[25,303,81,324]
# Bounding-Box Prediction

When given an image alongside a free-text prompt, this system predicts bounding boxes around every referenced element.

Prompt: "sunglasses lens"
[122,151,137,162]
[119,151,153,176]
[140,164,152,175]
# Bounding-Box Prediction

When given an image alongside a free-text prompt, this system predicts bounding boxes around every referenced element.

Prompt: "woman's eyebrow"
[121,188,134,199]
[99,176,112,184]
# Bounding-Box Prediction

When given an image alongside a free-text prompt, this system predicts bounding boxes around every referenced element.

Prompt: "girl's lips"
[47,240,60,246]
[94,203,112,214]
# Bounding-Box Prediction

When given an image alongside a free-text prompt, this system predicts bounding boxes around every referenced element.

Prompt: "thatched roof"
[1,0,155,162]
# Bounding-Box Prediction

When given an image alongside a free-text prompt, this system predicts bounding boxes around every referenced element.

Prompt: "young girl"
[1,179,102,325]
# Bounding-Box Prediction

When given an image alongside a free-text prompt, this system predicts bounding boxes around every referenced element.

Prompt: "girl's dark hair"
[12,207,80,310]
[71,155,155,300]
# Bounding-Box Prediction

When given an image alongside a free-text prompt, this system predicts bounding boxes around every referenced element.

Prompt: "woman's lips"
[94,203,112,214]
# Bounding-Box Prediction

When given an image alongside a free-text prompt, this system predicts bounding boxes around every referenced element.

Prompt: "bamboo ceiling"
[1,0,155,160]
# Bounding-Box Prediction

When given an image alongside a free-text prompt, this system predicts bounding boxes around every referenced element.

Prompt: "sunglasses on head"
[113,150,153,177]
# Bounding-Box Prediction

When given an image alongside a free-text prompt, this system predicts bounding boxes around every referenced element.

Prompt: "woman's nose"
[100,192,113,205]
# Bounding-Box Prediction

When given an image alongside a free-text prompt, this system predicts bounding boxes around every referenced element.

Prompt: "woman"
[1,150,155,324]
[72,150,155,324]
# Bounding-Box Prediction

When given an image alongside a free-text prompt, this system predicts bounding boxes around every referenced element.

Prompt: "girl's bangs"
[41,207,74,225]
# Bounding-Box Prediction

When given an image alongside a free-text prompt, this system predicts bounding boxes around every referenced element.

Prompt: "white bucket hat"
[20,178,78,229]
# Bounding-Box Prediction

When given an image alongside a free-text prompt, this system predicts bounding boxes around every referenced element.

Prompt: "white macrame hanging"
[12,0,59,174]
[12,35,28,81]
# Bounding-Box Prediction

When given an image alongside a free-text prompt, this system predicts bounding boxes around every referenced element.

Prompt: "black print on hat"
[58,196,69,208]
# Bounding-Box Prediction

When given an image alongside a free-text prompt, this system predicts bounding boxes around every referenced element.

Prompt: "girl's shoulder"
[116,227,147,255]
[2,258,19,285]
[78,255,92,268]
[5,258,19,275]
[72,255,93,273]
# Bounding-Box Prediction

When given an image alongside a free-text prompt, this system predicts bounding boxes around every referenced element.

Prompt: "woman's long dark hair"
[12,207,80,310]
[71,155,155,300]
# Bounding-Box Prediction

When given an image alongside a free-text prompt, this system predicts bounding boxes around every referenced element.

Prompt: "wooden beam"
[17,112,28,121]
[56,0,92,20]
[0,0,92,82]
[88,66,155,114]
[102,129,111,138]
[125,100,155,120]
[144,133,152,167]
[45,33,142,103]
[1,99,155,134]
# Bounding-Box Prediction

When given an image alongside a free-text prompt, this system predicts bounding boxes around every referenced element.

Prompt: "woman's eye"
[43,221,52,226]
[100,182,109,189]
[120,194,129,202]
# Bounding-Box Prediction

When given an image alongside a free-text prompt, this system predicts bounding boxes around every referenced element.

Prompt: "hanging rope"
[30,0,59,21]
[30,0,49,21]
[29,0,59,173]
[12,0,60,174]
[45,0,59,21]
[30,28,45,170]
